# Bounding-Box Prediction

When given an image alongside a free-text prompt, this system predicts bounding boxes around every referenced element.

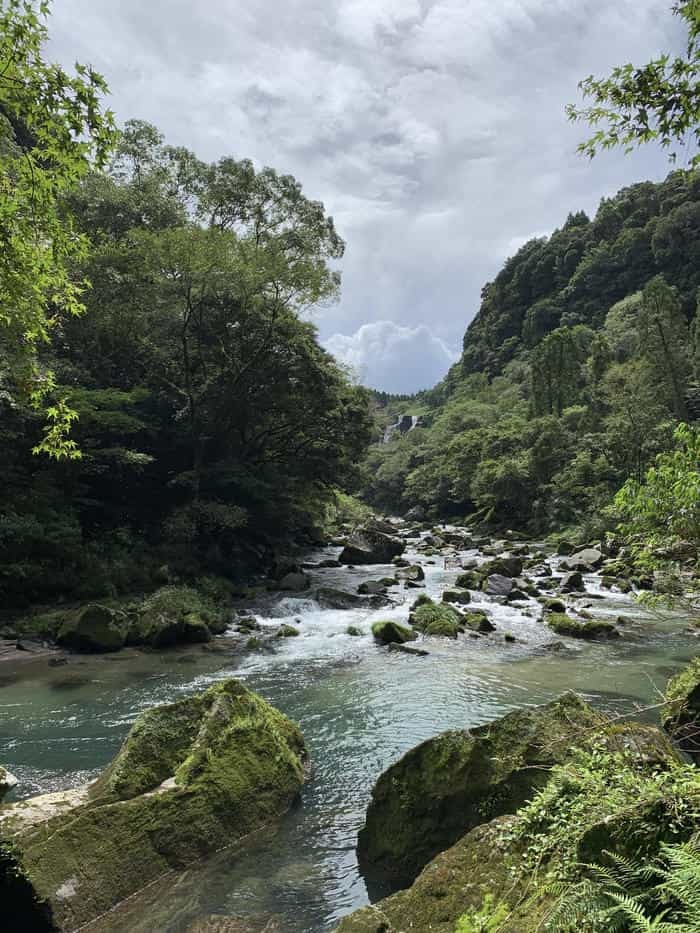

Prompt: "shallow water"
[1,536,697,932]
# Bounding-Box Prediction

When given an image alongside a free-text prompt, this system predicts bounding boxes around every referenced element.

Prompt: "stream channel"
[1,529,698,932]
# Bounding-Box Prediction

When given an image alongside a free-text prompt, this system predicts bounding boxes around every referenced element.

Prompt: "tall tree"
[0,0,115,456]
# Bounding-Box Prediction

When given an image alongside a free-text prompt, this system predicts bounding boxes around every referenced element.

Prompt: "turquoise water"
[0,540,697,932]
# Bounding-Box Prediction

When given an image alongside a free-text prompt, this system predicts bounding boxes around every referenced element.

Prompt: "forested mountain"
[361,169,700,535]
[0,121,372,608]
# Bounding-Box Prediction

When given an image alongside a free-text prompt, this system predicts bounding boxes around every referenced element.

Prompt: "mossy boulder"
[56,604,130,653]
[395,564,425,582]
[455,570,483,589]
[0,680,306,931]
[463,610,495,633]
[663,657,700,762]
[128,585,229,647]
[339,528,405,565]
[276,624,300,638]
[479,556,523,578]
[182,613,213,643]
[356,693,602,892]
[441,589,471,605]
[346,626,364,637]
[371,621,417,645]
[409,599,463,638]
[546,613,620,640]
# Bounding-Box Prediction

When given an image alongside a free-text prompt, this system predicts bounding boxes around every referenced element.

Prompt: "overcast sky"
[48,0,685,393]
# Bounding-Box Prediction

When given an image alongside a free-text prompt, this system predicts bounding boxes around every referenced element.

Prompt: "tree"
[0,0,115,456]
[530,326,592,416]
[568,1,700,167]
[638,275,692,419]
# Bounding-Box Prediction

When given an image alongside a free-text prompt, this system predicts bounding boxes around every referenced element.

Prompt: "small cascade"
[382,413,423,444]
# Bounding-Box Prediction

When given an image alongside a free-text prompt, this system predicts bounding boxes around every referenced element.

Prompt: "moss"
[1,680,306,931]
[546,613,619,639]
[409,599,463,637]
[56,604,130,652]
[276,624,300,638]
[357,693,603,892]
[371,621,417,645]
[442,589,471,605]
[462,610,495,633]
[455,570,483,589]
[543,597,566,613]
[346,626,364,637]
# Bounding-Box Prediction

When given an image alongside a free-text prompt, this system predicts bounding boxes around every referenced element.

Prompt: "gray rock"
[483,574,514,597]
[278,571,311,592]
[562,548,604,571]
[0,766,18,802]
[339,528,406,565]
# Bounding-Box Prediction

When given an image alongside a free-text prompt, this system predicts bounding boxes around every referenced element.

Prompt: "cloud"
[46,0,688,390]
[325,321,459,393]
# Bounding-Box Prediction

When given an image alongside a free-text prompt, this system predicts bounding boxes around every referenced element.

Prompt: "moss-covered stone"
[546,613,620,639]
[455,570,483,589]
[441,589,471,605]
[346,626,364,637]
[56,604,130,653]
[276,624,300,638]
[663,657,700,762]
[0,680,306,931]
[462,610,495,633]
[371,621,417,645]
[479,556,523,578]
[356,693,602,892]
[409,599,463,637]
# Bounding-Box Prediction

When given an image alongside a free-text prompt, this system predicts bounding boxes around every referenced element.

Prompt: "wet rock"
[409,600,463,638]
[0,766,18,802]
[546,613,619,640]
[483,574,513,597]
[542,598,567,613]
[371,621,417,645]
[463,610,495,633]
[561,548,604,571]
[561,570,585,592]
[314,587,392,611]
[480,557,523,578]
[356,694,603,891]
[182,614,213,643]
[0,680,306,932]
[346,626,364,637]
[318,559,341,568]
[278,572,311,592]
[357,580,391,595]
[455,570,482,589]
[395,564,425,582]
[339,528,405,565]
[56,605,130,653]
[388,643,429,657]
[276,624,300,638]
[556,540,576,556]
[441,589,471,605]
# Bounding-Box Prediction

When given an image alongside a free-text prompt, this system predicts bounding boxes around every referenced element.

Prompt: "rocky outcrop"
[0,680,306,931]
[314,587,392,610]
[546,613,620,639]
[339,528,405,565]
[356,694,602,891]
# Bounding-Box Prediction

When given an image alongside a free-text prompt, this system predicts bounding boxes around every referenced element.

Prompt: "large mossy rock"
[339,528,405,565]
[56,604,130,653]
[663,657,700,762]
[0,679,306,931]
[341,719,684,933]
[356,694,602,891]
[371,621,417,645]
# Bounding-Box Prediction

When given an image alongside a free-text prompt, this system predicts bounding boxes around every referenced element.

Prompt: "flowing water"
[1,534,697,932]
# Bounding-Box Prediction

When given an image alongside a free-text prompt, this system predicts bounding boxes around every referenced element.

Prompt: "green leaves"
[568,1,700,167]
[0,0,116,457]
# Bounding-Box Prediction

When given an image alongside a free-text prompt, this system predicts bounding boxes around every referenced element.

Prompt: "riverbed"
[1,532,697,932]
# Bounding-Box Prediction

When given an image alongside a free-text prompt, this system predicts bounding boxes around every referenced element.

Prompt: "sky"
[48,0,687,393]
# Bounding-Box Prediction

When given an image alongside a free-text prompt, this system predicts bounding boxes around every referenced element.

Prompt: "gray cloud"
[47,0,687,391]
[325,320,459,393]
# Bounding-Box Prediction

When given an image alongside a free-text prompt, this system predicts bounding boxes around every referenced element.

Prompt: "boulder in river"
[0,766,17,802]
[314,587,392,610]
[561,570,585,592]
[0,679,307,932]
[394,564,425,582]
[371,621,417,645]
[56,604,130,653]
[441,589,471,605]
[561,547,604,571]
[483,574,514,597]
[339,528,405,565]
[356,693,602,891]
[480,556,523,578]
[277,571,311,592]
[409,599,463,637]
[546,613,620,639]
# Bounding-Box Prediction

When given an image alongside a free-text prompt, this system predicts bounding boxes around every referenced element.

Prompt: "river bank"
[1,523,698,931]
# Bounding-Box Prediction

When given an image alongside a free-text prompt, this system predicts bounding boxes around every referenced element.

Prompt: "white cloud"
[325,321,459,393]
[46,0,688,390]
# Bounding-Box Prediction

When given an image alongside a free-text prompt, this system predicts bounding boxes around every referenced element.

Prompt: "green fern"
[543,838,700,932]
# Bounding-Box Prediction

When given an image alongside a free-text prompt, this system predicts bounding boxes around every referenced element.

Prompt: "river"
[1,531,697,932]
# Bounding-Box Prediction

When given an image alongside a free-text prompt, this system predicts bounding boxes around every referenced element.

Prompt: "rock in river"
[339,527,405,565]
[0,679,307,931]
[0,766,17,802]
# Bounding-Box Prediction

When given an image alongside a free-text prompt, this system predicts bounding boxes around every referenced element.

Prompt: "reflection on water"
[0,541,697,932]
